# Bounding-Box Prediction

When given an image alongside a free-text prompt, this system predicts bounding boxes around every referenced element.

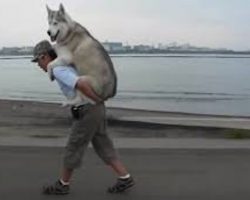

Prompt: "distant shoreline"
[1,52,250,60]
[1,50,250,57]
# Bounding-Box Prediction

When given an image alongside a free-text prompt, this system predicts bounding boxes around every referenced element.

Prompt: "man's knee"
[63,151,83,169]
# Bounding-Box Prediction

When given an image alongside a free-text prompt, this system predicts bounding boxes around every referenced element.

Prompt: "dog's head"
[46,3,73,42]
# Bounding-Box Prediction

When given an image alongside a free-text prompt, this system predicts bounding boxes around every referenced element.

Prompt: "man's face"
[36,54,52,72]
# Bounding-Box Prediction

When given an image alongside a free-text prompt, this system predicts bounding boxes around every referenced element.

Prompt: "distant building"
[102,42,124,52]
[133,45,153,52]
[0,46,33,55]
[0,42,241,55]
[158,43,168,50]
[123,45,132,51]
[18,46,33,54]
[1,47,20,54]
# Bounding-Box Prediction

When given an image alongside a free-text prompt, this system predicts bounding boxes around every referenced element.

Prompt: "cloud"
[0,0,249,50]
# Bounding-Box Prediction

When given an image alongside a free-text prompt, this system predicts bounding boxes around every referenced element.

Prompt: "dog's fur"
[46,4,117,105]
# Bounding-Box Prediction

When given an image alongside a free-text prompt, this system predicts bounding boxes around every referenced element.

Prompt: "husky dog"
[46,4,117,105]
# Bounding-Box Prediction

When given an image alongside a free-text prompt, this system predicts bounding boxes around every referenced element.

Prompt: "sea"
[1,53,250,116]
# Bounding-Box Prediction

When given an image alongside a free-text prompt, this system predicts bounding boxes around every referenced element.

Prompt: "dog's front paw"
[61,101,69,107]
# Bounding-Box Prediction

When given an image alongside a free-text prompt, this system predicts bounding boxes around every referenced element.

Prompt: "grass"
[29,134,64,138]
[224,129,250,139]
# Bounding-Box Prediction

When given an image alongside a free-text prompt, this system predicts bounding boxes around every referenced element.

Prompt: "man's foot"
[107,176,135,193]
[42,180,70,195]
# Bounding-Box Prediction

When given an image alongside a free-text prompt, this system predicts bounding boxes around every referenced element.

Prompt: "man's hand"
[76,77,102,103]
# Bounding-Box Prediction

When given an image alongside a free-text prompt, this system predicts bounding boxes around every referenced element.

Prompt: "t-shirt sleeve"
[52,66,79,89]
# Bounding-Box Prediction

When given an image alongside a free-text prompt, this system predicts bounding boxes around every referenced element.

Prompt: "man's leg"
[91,103,135,193]
[108,159,129,177]
[60,168,73,183]
[43,104,102,195]
[92,134,135,193]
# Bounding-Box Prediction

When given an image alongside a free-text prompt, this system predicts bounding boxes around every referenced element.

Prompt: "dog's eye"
[53,22,58,26]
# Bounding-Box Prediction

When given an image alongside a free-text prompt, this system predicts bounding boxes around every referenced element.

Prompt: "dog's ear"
[59,3,65,15]
[46,4,52,15]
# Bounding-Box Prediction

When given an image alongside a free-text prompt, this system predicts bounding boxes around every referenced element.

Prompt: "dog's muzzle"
[47,30,59,42]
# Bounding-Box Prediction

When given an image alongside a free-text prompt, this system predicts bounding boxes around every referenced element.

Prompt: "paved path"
[0,146,250,200]
[1,99,250,130]
[2,136,250,149]
[1,99,250,199]
[113,111,250,129]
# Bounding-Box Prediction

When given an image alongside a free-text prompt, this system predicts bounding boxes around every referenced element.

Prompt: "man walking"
[31,40,135,195]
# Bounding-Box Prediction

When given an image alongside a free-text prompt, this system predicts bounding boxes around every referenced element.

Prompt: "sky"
[0,0,250,50]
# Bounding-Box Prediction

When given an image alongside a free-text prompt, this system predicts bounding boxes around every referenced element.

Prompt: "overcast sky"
[0,0,249,50]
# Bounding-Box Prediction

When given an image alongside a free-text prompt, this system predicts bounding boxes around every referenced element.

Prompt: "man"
[31,40,134,195]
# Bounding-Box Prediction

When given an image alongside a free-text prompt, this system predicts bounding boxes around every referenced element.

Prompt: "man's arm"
[53,66,102,103]
[75,78,102,103]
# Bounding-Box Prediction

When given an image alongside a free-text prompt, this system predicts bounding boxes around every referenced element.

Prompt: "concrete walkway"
[1,146,250,200]
[109,108,250,129]
[1,100,250,199]
[1,136,250,149]
[1,99,250,130]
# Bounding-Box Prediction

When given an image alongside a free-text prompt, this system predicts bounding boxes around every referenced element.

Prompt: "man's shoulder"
[53,65,77,74]
[52,65,79,88]
[53,65,75,70]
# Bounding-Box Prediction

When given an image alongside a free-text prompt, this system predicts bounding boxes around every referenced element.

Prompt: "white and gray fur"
[46,4,117,105]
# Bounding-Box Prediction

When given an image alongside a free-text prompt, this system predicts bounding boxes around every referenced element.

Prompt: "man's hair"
[47,48,57,60]
[31,40,57,62]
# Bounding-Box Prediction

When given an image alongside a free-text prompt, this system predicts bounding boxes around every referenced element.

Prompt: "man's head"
[31,40,57,72]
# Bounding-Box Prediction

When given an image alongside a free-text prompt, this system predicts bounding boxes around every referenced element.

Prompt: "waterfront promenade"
[0,99,250,199]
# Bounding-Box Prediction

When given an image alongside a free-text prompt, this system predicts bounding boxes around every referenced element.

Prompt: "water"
[0,54,250,116]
